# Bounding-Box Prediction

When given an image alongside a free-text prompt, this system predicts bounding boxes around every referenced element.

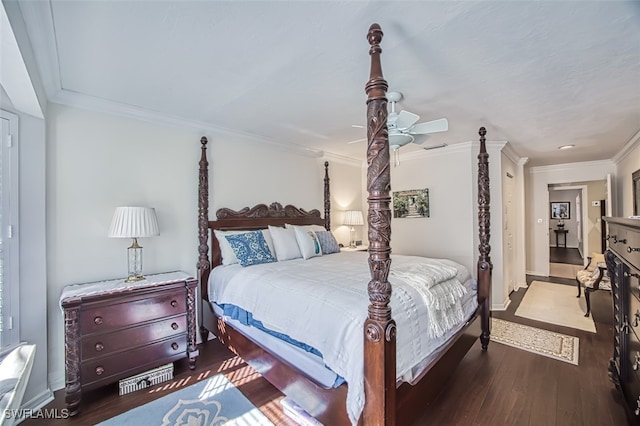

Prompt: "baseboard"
[515,281,528,290]
[491,298,511,311]
[526,269,547,277]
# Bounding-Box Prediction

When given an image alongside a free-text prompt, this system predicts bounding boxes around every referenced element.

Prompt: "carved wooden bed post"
[197,137,211,300]
[363,23,396,426]
[324,161,331,231]
[476,127,492,350]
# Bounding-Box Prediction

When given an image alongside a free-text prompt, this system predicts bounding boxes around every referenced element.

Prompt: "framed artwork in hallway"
[550,201,570,220]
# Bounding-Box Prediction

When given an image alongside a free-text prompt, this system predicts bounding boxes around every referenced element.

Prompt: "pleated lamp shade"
[108,207,160,238]
[343,210,364,227]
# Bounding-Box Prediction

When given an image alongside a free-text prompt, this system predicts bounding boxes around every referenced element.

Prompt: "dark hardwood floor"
[28,275,629,425]
[550,247,584,265]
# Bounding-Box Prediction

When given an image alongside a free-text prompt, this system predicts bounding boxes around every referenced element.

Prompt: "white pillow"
[285,223,326,232]
[268,225,302,261]
[214,229,274,265]
[293,226,323,260]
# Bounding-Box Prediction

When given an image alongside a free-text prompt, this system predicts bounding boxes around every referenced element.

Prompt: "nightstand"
[59,271,198,416]
[340,245,369,252]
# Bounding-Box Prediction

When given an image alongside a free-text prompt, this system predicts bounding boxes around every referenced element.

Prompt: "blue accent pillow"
[225,231,276,267]
[315,230,341,254]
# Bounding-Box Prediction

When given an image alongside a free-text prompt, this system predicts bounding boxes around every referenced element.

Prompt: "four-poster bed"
[197,23,491,425]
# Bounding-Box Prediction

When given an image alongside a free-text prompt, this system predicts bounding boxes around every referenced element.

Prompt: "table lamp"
[108,206,160,282]
[343,210,364,248]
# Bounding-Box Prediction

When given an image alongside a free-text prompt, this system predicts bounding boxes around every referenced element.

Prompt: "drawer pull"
[171,322,179,330]
[618,238,628,244]
[625,272,640,279]
[94,316,104,325]
[634,352,640,371]
[623,316,631,334]
[629,247,640,253]
[636,396,640,416]
[171,300,178,308]
[95,342,104,352]
[171,342,179,350]
[95,366,104,376]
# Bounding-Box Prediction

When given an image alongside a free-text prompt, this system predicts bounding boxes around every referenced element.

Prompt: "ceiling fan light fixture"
[389,133,414,147]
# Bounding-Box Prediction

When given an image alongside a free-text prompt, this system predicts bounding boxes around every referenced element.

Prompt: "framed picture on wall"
[550,201,570,220]
[393,188,430,218]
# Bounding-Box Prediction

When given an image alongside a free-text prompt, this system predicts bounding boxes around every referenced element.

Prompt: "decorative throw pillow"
[293,226,323,259]
[268,225,302,261]
[224,231,276,267]
[315,230,340,254]
[215,229,274,265]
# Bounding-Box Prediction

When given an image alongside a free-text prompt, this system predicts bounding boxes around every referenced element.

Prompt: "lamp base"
[126,238,145,283]
[124,274,145,283]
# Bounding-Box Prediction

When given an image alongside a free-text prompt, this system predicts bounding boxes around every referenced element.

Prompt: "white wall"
[46,104,363,390]
[388,144,476,271]
[615,138,640,216]
[526,160,616,277]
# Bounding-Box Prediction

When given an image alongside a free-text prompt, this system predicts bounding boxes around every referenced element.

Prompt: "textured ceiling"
[13,0,640,166]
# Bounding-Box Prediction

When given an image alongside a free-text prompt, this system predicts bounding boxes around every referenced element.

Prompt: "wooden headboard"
[197,143,331,302]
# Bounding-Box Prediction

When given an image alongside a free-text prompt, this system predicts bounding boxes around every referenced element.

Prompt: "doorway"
[548,186,585,280]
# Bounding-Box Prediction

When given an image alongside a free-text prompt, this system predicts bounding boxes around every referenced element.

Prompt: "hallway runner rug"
[98,373,274,426]
[549,262,584,280]
[515,280,597,333]
[491,318,579,365]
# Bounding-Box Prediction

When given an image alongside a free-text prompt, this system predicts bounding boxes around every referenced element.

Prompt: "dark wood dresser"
[59,271,198,416]
[604,217,640,423]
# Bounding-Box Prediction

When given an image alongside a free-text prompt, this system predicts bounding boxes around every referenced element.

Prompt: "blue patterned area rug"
[98,374,274,426]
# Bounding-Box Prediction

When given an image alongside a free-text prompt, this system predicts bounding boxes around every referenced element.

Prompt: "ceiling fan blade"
[346,137,367,144]
[394,110,420,130]
[411,134,430,145]
[409,118,449,135]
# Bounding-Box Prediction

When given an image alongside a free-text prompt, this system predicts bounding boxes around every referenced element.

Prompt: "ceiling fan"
[348,91,449,165]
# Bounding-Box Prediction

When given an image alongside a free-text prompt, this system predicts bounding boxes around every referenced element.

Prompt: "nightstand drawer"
[61,272,198,415]
[81,334,187,388]
[81,315,187,360]
[80,290,186,335]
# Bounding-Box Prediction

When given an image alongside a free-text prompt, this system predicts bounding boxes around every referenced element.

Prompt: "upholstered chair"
[576,252,611,317]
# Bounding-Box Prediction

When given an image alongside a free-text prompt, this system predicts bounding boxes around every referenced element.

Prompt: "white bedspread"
[209,252,477,425]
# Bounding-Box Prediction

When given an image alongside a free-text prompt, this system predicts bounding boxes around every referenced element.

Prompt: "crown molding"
[322,151,363,167]
[15,0,60,100]
[528,159,615,174]
[51,89,324,158]
[611,128,640,164]
[500,142,523,164]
